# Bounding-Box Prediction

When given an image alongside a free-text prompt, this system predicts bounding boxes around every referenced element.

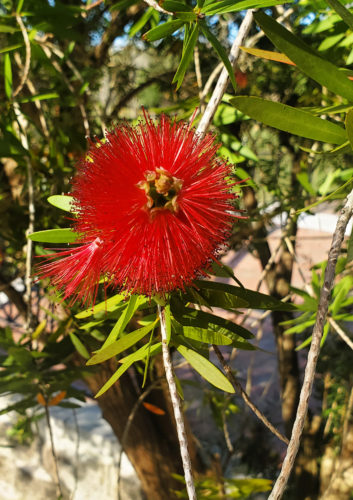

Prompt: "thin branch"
[13,52,50,139]
[13,103,35,332]
[158,305,197,500]
[329,317,353,351]
[117,379,163,500]
[44,404,63,499]
[143,0,172,14]
[268,187,353,500]
[13,14,31,97]
[212,345,289,445]
[108,72,174,118]
[83,0,104,10]
[196,10,254,138]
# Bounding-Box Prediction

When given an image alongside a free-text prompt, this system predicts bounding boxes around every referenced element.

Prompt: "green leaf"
[119,342,162,364]
[28,228,78,243]
[172,23,199,89]
[199,21,236,92]
[201,0,290,15]
[230,97,347,145]
[254,11,353,102]
[16,0,25,13]
[94,361,133,397]
[47,195,76,213]
[101,295,146,349]
[129,7,154,38]
[0,25,19,33]
[4,53,12,99]
[345,108,353,150]
[296,176,353,214]
[192,280,296,311]
[69,333,90,359]
[172,303,254,339]
[176,344,234,393]
[18,93,59,103]
[0,43,23,54]
[87,321,157,365]
[165,304,171,344]
[296,172,317,196]
[75,293,127,319]
[162,0,193,11]
[326,0,353,30]
[143,19,184,41]
[181,326,233,345]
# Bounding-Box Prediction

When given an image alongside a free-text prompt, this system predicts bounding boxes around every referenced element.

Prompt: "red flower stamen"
[38,112,240,304]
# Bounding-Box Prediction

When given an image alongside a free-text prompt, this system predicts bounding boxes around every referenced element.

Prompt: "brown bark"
[84,356,204,500]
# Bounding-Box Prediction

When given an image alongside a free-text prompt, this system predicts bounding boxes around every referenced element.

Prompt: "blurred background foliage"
[0,0,353,499]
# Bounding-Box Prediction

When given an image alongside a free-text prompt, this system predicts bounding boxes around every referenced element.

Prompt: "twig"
[14,14,31,97]
[196,10,254,139]
[44,405,63,499]
[268,187,353,500]
[194,46,206,115]
[13,103,35,332]
[144,0,172,14]
[83,0,104,10]
[158,305,197,500]
[13,52,50,139]
[117,379,162,500]
[212,345,289,445]
[329,317,353,351]
[221,406,234,453]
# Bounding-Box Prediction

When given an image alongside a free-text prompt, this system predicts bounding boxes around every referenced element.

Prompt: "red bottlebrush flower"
[39,112,238,303]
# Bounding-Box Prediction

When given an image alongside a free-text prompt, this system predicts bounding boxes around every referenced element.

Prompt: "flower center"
[137,167,183,216]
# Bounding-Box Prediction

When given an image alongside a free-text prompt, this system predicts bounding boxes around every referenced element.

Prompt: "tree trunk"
[242,186,300,437]
[84,356,205,500]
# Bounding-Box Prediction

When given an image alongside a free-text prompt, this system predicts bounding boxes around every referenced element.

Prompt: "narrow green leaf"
[326,0,353,30]
[172,23,198,89]
[254,11,353,102]
[16,0,25,13]
[0,25,18,33]
[199,21,236,92]
[28,228,78,243]
[4,53,12,99]
[193,280,296,311]
[69,333,90,359]
[143,19,184,41]
[183,287,248,311]
[172,303,254,339]
[345,108,353,150]
[296,176,353,214]
[110,0,139,11]
[181,326,232,345]
[162,0,193,11]
[76,293,127,319]
[176,344,234,393]
[47,195,75,213]
[101,295,146,348]
[95,361,134,397]
[230,96,347,145]
[119,342,162,364]
[165,304,171,344]
[201,0,290,15]
[87,320,158,365]
[0,43,23,54]
[175,12,197,21]
[18,93,59,103]
[129,7,154,38]
[296,172,316,196]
